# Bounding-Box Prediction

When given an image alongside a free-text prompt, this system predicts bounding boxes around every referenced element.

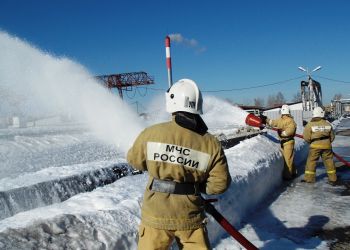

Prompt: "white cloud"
[168,33,206,53]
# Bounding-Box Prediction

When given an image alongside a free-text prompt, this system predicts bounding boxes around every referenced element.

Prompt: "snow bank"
[0,134,308,249]
[0,174,146,250]
[0,161,131,220]
[206,134,307,245]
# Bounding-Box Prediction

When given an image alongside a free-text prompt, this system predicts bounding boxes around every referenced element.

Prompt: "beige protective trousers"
[304,148,337,183]
[138,224,211,250]
[281,141,296,179]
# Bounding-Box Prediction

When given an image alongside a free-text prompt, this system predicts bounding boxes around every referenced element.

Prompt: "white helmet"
[280,104,290,115]
[166,79,203,114]
[313,106,325,118]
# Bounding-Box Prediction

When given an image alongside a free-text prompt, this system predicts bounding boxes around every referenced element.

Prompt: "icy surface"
[1,30,349,249]
[0,128,122,179]
[0,133,310,249]
[215,133,350,250]
[0,174,147,250]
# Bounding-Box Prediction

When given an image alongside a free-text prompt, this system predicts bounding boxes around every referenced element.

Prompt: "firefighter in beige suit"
[127,79,231,250]
[303,107,337,184]
[266,105,297,180]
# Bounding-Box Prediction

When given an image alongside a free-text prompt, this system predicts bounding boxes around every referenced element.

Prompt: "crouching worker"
[303,107,337,184]
[266,104,297,180]
[127,79,231,250]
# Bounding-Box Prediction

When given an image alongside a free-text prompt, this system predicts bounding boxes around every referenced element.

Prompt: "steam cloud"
[168,33,206,53]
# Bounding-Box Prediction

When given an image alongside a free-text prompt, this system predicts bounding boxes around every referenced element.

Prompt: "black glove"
[259,114,267,125]
[302,120,308,127]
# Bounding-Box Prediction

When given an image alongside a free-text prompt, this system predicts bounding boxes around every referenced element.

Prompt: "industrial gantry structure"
[298,66,323,111]
[96,71,155,99]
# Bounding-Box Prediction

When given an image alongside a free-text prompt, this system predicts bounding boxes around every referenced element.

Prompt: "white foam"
[0,31,144,152]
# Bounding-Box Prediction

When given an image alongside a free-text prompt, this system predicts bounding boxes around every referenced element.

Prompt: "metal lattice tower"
[96,71,154,99]
[300,77,322,111]
[298,66,323,111]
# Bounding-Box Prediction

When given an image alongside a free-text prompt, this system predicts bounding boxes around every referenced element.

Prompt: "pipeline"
[204,199,258,250]
[245,113,350,167]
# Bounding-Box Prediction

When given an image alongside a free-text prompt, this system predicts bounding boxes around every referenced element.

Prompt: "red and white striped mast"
[165,35,173,87]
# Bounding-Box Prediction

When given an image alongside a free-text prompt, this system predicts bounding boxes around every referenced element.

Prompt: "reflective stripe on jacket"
[127,118,231,230]
[303,118,334,149]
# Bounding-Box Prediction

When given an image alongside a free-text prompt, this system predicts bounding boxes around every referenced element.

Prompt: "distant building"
[239,105,264,116]
[331,99,350,118]
[262,102,308,130]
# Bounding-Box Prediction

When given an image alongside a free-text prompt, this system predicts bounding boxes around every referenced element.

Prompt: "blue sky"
[1,0,350,109]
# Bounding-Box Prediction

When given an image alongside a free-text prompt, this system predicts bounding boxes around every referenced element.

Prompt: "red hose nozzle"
[245,113,263,128]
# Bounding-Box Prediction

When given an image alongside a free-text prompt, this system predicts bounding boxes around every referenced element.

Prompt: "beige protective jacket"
[303,117,335,149]
[127,118,231,230]
[267,115,297,144]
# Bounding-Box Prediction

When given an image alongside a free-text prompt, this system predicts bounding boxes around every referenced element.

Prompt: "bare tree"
[292,92,302,102]
[333,93,343,100]
[242,98,252,106]
[266,92,286,108]
[254,97,265,107]
[267,95,277,108]
[275,92,286,106]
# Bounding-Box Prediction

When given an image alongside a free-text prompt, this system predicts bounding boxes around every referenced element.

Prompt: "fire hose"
[269,127,350,167]
[244,113,350,167]
[204,198,258,250]
[132,170,259,248]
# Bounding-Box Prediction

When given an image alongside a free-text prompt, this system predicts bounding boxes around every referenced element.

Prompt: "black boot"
[301,180,315,184]
[328,179,342,186]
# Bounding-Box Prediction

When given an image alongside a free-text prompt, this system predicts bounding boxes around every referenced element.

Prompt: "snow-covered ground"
[1,118,347,250]
[0,122,309,249]
[216,132,350,250]
[1,30,350,250]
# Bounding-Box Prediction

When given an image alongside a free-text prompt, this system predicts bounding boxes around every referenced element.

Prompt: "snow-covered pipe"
[0,164,133,220]
[165,35,173,88]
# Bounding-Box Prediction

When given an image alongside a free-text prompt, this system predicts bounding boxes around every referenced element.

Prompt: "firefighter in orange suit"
[266,104,297,180]
[127,79,231,250]
[303,106,337,184]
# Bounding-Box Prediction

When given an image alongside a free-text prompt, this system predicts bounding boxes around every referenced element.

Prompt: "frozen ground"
[216,132,350,250]
[0,121,308,250]
[0,123,122,179]
[2,122,348,250]
[1,30,349,249]
[0,120,350,249]
[0,114,348,250]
